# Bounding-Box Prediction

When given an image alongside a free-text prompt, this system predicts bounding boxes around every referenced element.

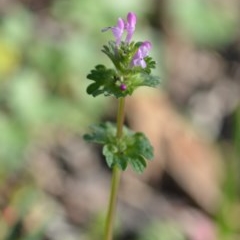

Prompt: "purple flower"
[124,12,137,43]
[131,41,152,68]
[102,18,125,45]
[111,18,125,45]
[102,12,137,45]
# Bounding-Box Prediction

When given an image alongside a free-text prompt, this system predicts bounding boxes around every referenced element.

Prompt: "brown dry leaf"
[126,88,223,213]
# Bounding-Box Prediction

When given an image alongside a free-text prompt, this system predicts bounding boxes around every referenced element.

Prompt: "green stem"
[104,97,125,240]
[116,97,125,138]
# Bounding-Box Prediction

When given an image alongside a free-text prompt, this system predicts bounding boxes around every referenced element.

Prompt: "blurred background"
[0,0,240,239]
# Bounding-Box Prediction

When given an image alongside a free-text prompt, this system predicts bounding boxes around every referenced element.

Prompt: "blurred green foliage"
[0,4,105,173]
[139,221,185,240]
[168,0,239,47]
[216,108,240,240]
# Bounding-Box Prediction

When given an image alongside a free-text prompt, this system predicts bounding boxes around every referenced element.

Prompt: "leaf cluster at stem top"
[86,41,160,98]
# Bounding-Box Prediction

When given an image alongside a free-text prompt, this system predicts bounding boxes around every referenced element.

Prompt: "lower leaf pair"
[83,122,154,173]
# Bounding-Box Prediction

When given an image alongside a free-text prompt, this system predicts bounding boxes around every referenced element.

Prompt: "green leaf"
[86,64,129,98]
[86,64,160,98]
[131,73,160,89]
[129,132,154,160]
[122,132,153,173]
[128,156,146,174]
[103,144,128,170]
[83,122,154,173]
[83,122,116,144]
[103,144,116,168]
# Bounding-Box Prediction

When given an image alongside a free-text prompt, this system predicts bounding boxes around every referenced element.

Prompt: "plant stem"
[104,97,125,240]
[104,166,121,240]
[116,97,125,138]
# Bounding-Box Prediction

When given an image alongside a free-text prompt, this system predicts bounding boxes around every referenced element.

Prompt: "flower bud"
[120,84,127,91]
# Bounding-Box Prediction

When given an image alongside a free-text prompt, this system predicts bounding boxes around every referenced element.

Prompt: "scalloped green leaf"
[83,122,116,144]
[83,122,154,173]
[103,144,128,170]
[103,144,117,168]
[128,156,146,173]
[86,64,130,98]
[130,132,154,160]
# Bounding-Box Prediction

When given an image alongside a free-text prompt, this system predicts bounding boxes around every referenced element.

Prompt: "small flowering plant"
[86,12,159,98]
[84,12,160,240]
